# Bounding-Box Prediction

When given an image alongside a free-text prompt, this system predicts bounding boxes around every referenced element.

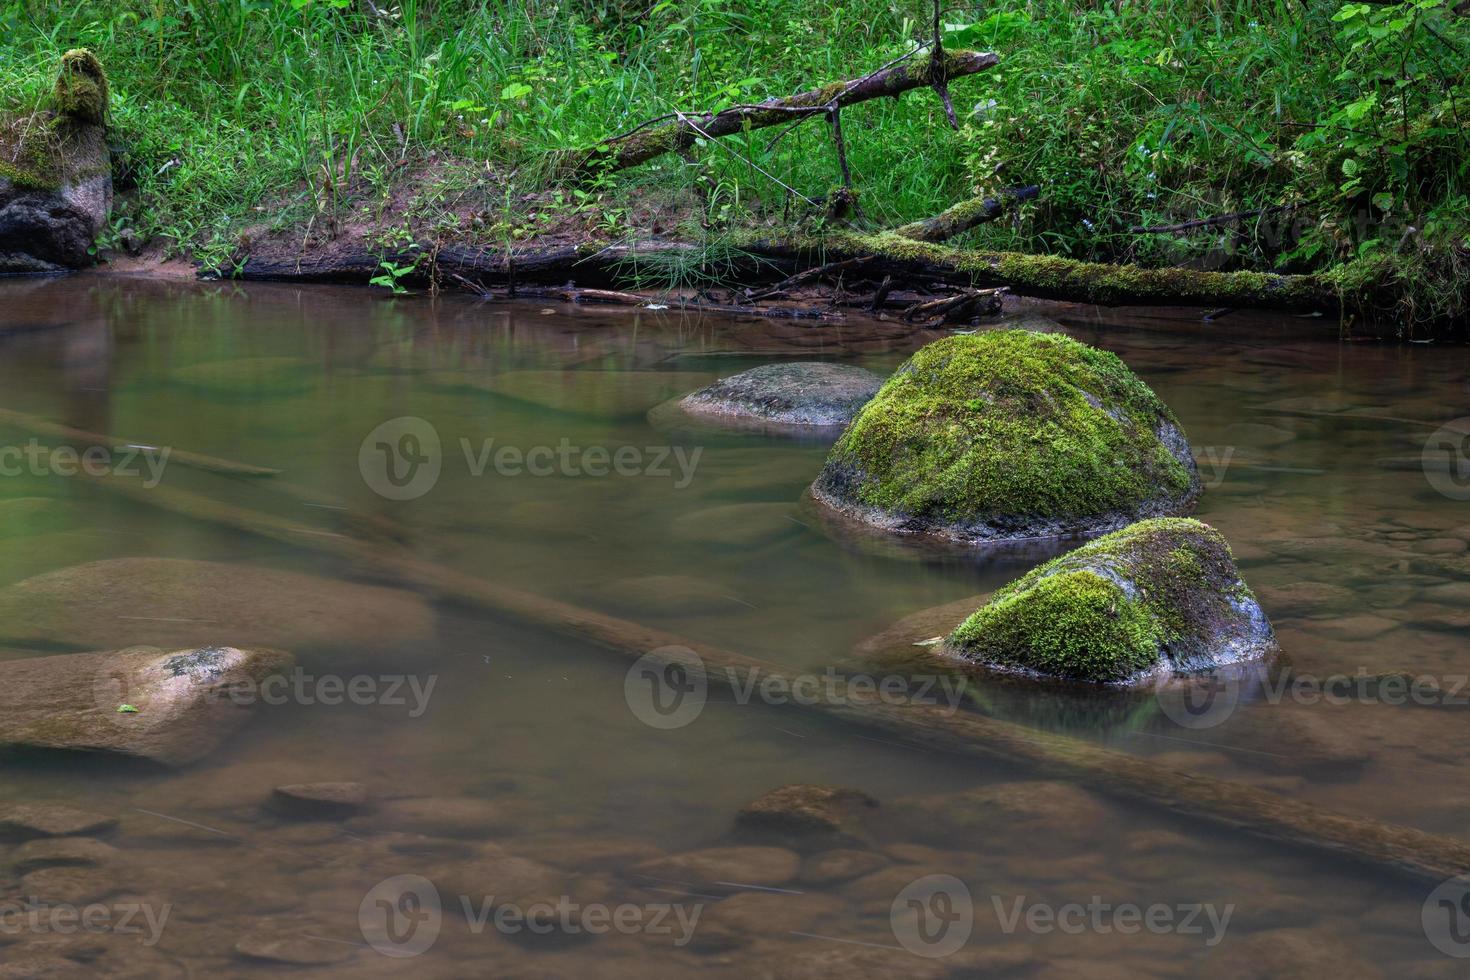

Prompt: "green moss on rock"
[948,517,1273,683]
[812,330,1199,542]
[53,49,108,125]
[0,116,64,192]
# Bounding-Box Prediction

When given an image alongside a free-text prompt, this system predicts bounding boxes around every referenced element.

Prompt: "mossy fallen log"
[753,230,1377,313]
[76,468,1470,886]
[555,49,998,179]
[893,186,1039,242]
[227,232,1390,321]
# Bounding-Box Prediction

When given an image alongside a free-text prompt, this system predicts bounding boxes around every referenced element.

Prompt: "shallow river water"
[1,275,1469,977]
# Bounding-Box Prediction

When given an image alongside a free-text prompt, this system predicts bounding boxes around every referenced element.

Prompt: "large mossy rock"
[946,518,1274,684]
[811,330,1200,543]
[0,645,292,767]
[0,50,112,273]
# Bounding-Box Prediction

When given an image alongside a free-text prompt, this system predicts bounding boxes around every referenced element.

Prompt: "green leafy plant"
[370,259,416,295]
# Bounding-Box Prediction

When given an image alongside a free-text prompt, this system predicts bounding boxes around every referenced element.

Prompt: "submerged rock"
[0,557,435,653]
[272,782,370,819]
[946,518,1273,684]
[811,330,1200,544]
[664,362,885,432]
[355,796,509,838]
[12,837,118,874]
[797,848,889,885]
[0,645,293,767]
[0,803,117,840]
[734,784,878,852]
[235,929,356,967]
[630,845,801,888]
[0,51,112,273]
[891,780,1111,849]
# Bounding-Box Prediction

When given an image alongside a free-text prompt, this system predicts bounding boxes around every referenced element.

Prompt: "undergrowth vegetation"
[0,0,1465,325]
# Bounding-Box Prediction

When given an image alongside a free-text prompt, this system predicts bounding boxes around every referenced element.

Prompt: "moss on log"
[757,230,1380,314]
[894,186,1039,242]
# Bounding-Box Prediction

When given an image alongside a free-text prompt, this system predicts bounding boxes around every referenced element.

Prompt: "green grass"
[0,0,1465,325]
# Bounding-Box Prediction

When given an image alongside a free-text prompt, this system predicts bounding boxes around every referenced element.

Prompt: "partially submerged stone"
[0,50,111,272]
[946,518,1274,684]
[662,362,885,433]
[0,645,293,767]
[0,557,435,653]
[812,330,1200,543]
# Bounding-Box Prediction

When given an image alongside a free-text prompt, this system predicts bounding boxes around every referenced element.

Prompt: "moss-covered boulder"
[0,49,112,272]
[946,518,1274,684]
[811,330,1200,543]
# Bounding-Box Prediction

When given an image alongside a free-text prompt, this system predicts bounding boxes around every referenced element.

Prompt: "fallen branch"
[895,186,1040,242]
[75,468,1470,886]
[745,256,873,301]
[556,49,998,179]
[903,287,1006,325]
[0,407,280,477]
[1130,204,1299,235]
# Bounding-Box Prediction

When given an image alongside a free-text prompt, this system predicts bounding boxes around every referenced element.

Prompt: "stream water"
[0,274,1467,977]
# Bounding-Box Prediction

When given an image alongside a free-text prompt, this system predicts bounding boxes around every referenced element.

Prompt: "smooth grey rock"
[672,362,884,429]
[0,645,293,767]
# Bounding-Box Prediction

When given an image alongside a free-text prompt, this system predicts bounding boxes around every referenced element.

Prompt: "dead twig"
[1130,204,1299,235]
[746,256,874,302]
[903,287,1006,325]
